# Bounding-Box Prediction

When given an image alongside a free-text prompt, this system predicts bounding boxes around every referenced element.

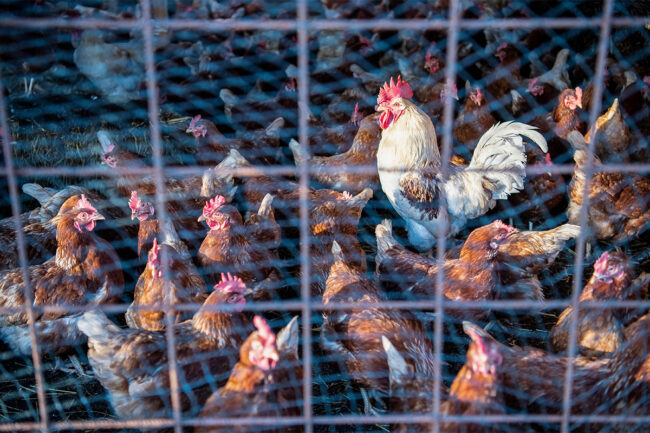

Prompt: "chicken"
[0,195,123,355]
[453,82,497,159]
[584,98,632,163]
[288,112,381,193]
[483,42,522,112]
[550,251,649,356]
[73,30,144,104]
[197,194,281,301]
[99,129,236,205]
[383,322,507,433]
[375,76,547,251]
[376,220,579,303]
[126,236,209,331]
[567,131,650,242]
[77,273,253,419]
[219,87,296,132]
[321,241,438,414]
[185,114,285,166]
[377,219,519,320]
[196,316,301,433]
[504,149,566,225]
[524,48,571,99]
[0,184,87,270]
[529,87,585,159]
[396,58,459,122]
[467,313,650,424]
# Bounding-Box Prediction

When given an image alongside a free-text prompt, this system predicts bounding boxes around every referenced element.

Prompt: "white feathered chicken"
[376,76,548,251]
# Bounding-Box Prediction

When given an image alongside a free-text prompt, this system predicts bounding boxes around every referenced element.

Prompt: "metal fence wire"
[0,0,649,432]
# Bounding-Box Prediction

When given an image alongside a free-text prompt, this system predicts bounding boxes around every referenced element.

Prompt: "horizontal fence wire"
[0,0,649,432]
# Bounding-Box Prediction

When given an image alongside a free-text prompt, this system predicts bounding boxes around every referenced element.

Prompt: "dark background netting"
[0,0,649,432]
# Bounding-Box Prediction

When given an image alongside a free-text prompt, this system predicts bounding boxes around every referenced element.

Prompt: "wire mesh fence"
[0,0,649,432]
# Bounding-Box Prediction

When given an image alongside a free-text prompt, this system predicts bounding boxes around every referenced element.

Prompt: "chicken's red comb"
[77,194,96,212]
[492,219,516,234]
[497,42,508,53]
[544,153,553,166]
[593,251,609,275]
[203,195,226,216]
[128,191,139,211]
[215,272,246,294]
[254,315,276,345]
[575,87,583,104]
[377,76,413,106]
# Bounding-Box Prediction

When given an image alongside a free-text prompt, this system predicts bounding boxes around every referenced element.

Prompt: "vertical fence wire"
[560,0,616,432]
[0,1,649,431]
[433,0,461,431]
[140,1,184,431]
[297,1,313,432]
[0,68,50,433]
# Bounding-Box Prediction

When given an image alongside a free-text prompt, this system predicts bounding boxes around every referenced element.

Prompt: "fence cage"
[0,0,649,432]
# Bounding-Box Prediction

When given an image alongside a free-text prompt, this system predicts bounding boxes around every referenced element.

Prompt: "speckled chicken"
[77,273,253,419]
[196,316,302,433]
[126,237,209,331]
[288,112,381,194]
[375,219,517,320]
[383,322,508,433]
[550,251,649,356]
[567,130,650,242]
[0,195,123,355]
[321,241,439,414]
[197,194,281,301]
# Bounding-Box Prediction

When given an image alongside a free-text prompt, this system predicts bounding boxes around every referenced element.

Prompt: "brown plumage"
[375,220,516,320]
[196,316,302,433]
[505,148,566,224]
[550,251,649,356]
[484,42,522,112]
[530,87,586,158]
[384,322,507,433]
[197,194,281,301]
[288,112,381,194]
[567,131,650,242]
[126,239,208,331]
[0,185,111,270]
[0,195,123,355]
[453,83,497,157]
[321,241,438,411]
[585,98,632,163]
[78,275,253,419]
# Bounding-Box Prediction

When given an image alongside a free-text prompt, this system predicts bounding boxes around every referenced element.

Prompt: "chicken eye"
[227,294,239,303]
[78,212,88,219]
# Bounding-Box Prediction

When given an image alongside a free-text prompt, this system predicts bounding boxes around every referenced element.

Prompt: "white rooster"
[376,76,548,251]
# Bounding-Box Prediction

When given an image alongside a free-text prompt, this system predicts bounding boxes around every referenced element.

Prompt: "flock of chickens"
[1,0,650,432]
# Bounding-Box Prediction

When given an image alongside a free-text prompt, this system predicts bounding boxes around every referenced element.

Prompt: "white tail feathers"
[22,183,55,206]
[567,130,587,150]
[276,316,299,357]
[530,48,570,91]
[200,156,237,201]
[331,240,343,261]
[469,121,547,198]
[288,138,303,166]
[265,117,284,137]
[97,129,115,153]
[77,310,122,344]
[346,188,373,209]
[258,194,275,218]
[551,224,582,241]
[221,148,250,169]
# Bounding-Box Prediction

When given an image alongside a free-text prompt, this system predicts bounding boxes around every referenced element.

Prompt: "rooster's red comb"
[492,219,516,234]
[203,195,226,216]
[215,272,246,294]
[254,315,276,345]
[377,76,413,106]
[128,191,139,211]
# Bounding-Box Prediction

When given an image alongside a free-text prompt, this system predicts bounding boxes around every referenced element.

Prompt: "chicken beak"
[375,104,385,112]
[92,213,105,221]
[243,288,254,296]
[197,214,206,222]
[576,101,583,109]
